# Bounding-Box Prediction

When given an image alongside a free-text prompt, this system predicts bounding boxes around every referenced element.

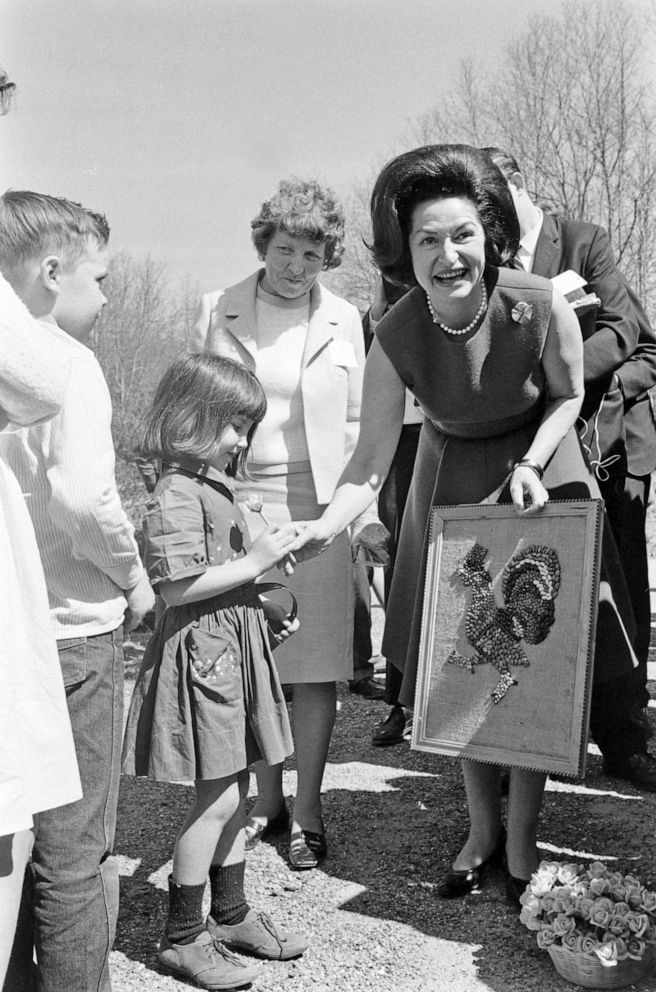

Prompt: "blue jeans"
[7,628,124,992]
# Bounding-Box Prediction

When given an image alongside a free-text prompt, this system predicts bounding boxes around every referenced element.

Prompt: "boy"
[0,190,154,992]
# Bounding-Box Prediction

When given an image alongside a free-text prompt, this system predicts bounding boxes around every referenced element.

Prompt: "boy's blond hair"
[0,190,109,273]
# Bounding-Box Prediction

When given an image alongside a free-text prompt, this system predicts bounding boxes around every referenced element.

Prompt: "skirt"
[235,463,354,684]
[122,585,293,783]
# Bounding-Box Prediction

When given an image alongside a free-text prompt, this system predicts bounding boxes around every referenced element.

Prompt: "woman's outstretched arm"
[293,338,406,558]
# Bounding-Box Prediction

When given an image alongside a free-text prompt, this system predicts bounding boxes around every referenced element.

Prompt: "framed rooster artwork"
[413,500,603,778]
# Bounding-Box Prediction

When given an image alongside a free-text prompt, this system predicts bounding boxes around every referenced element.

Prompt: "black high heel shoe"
[437,828,507,898]
[506,872,531,909]
[244,804,290,852]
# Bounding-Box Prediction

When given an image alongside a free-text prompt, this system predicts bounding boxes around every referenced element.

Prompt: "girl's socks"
[166,861,250,944]
[165,877,206,944]
[209,861,249,925]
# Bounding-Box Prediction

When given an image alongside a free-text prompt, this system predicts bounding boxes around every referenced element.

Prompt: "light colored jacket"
[190,270,365,504]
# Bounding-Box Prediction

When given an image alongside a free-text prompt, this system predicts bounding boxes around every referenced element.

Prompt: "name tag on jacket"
[328,340,358,368]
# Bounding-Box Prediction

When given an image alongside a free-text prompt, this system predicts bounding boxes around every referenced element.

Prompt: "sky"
[3,0,581,293]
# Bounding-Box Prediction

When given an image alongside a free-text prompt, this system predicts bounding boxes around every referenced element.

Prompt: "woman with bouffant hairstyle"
[292,144,636,906]
[191,177,365,871]
[369,143,519,286]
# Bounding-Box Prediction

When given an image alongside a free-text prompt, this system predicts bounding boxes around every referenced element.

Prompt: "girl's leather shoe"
[244,804,290,852]
[288,827,327,870]
[437,828,506,898]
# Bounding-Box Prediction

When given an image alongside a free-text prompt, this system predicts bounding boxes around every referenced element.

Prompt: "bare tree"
[409,0,656,310]
[323,183,378,313]
[94,253,198,504]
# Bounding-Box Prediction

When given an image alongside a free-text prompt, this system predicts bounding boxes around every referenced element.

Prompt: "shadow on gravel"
[114,776,192,968]
[113,682,656,991]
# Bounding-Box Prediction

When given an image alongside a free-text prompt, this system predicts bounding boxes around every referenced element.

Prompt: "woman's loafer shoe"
[288,828,327,870]
[244,804,290,852]
[437,828,506,898]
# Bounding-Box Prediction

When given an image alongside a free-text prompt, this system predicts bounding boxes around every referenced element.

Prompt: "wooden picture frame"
[412,500,603,778]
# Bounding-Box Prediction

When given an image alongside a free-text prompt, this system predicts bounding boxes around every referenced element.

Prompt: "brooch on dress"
[511,302,533,325]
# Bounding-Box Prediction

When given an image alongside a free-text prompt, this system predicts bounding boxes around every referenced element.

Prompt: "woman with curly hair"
[191,178,365,870]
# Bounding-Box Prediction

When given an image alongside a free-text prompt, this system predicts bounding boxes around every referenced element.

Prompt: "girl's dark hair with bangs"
[251,178,346,269]
[369,144,520,286]
[136,354,267,478]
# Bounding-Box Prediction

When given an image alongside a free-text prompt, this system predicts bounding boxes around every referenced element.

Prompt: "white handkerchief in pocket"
[328,340,358,368]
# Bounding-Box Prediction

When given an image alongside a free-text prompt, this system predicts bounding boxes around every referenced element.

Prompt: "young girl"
[122,354,307,989]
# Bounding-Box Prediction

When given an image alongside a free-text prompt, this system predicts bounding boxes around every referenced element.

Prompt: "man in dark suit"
[486,147,656,789]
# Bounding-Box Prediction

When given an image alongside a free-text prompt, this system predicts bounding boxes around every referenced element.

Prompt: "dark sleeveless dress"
[376,267,636,708]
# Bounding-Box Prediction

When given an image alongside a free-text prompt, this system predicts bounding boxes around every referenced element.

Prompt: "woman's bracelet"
[512,458,544,481]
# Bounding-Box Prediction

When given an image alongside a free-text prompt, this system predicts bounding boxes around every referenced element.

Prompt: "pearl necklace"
[426,282,488,336]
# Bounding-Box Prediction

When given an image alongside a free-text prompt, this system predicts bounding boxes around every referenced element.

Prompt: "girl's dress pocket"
[186,626,241,703]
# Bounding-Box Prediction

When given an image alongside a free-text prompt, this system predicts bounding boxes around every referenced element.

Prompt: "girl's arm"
[293,339,406,558]
[159,523,297,607]
[509,287,584,515]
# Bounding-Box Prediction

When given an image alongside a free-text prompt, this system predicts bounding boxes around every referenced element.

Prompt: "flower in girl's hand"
[245,493,264,513]
[243,493,296,575]
[245,493,268,524]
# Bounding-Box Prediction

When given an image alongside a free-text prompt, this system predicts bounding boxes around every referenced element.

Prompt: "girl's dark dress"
[122,465,293,783]
[377,267,636,708]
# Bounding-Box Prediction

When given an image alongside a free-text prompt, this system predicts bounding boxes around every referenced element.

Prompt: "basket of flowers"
[519,860,656,989]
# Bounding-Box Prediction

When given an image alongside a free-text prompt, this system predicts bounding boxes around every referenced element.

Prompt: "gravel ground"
[110,607,656,992]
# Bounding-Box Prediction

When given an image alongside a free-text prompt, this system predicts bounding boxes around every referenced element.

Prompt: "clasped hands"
[273,519,335,576]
